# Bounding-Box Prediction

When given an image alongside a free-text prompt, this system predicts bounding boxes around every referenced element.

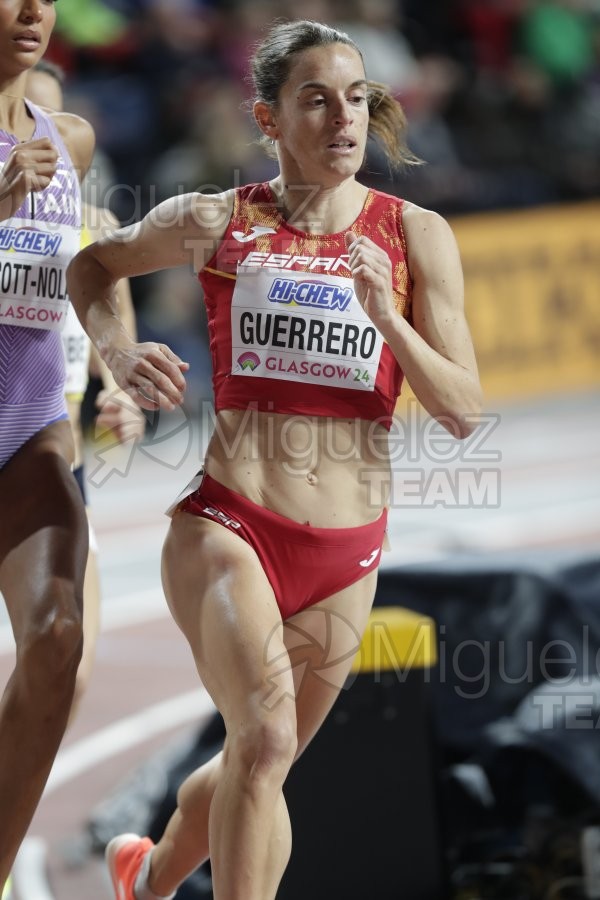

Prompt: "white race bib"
[0,220,81,331]
[165,468,205,517]
[230,265,383,391]
[61,301,91,395]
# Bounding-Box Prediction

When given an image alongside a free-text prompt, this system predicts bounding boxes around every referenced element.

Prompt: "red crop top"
[199,182,412,429]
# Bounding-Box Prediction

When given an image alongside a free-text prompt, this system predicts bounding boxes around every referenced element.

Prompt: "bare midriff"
[204,408,391,528]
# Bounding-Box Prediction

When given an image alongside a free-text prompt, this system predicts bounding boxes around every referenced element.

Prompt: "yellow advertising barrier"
[401,201,600,404]
[350,605,437,673]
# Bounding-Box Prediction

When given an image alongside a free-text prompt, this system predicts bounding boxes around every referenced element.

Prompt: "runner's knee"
[230,706,298,783]
[18,581,83,691]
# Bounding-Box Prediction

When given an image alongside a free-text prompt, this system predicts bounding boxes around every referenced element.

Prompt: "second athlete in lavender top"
[0,0,95,891]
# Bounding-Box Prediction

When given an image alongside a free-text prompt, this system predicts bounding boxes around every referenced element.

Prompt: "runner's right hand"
[0,137,59,219]
[103,340,189,412]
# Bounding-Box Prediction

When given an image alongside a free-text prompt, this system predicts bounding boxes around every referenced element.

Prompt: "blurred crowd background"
[45,0,600,407]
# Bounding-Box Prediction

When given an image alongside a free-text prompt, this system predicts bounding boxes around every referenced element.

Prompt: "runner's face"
[0,0,57,78]
[272,43,369,184]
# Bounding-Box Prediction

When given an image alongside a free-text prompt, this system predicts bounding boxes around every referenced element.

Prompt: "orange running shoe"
[106,833,155,900]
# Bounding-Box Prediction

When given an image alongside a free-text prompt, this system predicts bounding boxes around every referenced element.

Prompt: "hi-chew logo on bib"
[231,264,383,391]
[268,277,353,312]
[0,226,63,256]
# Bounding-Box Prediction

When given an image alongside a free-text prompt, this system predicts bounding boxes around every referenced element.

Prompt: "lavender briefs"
[0,101,81,468]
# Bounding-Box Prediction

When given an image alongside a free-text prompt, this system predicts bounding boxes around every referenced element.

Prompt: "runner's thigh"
[0,421,87,639]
